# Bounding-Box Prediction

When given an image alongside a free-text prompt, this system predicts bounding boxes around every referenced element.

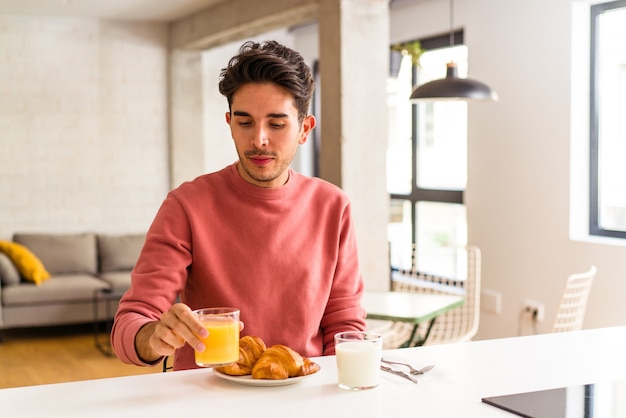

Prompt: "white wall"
[389,0,626,339]
[0,16,170,238]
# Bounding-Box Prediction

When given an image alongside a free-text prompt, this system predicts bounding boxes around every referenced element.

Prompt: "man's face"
[226,82,315,188]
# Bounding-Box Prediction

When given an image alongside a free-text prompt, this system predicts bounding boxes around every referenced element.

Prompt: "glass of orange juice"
[193,307,240,367]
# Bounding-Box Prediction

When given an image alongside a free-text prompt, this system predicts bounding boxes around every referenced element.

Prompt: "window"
[387,32,468,275]
[590,0,626,239]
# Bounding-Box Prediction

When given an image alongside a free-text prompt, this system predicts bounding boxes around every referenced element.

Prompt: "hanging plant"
[390,40,424,67]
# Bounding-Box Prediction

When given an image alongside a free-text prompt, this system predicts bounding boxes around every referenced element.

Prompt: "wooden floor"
[0,324,160,389]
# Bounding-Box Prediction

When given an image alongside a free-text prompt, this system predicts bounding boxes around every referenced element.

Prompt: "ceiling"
[0,0,228,22]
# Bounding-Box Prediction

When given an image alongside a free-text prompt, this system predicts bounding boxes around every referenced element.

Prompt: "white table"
[2,326,626,417]
[362,290,464,346]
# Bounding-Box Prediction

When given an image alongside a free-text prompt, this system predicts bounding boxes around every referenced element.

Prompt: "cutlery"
[381,359,435,375]
[380,365,418,384]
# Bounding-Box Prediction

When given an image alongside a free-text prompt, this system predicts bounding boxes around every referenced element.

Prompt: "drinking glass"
[193,307,240,367]
[335,331,382,390]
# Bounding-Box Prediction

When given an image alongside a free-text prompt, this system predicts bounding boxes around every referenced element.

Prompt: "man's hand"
[135,303,208,364]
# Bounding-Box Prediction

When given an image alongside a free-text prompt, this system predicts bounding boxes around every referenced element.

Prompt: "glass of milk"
[335,331,383,390]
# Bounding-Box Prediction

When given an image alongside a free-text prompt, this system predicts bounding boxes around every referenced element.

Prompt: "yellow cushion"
[0,240,51,285]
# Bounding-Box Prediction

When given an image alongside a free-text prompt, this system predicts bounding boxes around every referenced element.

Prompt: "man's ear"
[299,114,317,144]
[225,111,231,125]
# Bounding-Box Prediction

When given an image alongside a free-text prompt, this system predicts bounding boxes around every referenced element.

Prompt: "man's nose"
[252,127,269,147]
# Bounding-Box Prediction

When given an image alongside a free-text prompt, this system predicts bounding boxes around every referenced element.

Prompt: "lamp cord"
[449,0,454,47]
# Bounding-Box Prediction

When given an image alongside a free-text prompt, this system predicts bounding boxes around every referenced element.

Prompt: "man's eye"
[238,121,251,127]
[270,123,285,129]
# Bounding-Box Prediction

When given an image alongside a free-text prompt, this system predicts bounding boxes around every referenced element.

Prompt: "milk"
[336,341,382,390]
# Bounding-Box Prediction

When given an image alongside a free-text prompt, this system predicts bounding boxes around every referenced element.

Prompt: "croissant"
[251,345,304,380]
[296,357,321,377]
[214,335,267,376]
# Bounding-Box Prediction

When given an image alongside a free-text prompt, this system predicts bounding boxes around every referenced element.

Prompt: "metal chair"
[551,266,596,333]
[370,245,481,349]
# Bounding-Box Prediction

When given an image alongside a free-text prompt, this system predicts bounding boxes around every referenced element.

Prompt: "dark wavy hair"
[218,40,315,123]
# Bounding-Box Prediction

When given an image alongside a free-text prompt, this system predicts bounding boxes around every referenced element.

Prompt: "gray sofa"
[0,232,145,340]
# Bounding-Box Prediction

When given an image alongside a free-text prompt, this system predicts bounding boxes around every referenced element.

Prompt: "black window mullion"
[389,189,463,204]
[589,0,626,239]
[589,1,599,235]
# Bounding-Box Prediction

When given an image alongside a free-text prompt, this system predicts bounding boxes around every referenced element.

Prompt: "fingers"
[143,305,245,364]
[150,303,208,355]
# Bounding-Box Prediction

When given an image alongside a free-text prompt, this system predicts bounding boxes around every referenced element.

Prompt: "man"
[111,40,366,371]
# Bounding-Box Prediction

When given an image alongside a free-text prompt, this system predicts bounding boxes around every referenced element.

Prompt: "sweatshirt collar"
[227,162,297,200]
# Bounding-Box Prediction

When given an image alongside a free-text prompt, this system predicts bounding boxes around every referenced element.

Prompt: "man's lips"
[249,156,273,166]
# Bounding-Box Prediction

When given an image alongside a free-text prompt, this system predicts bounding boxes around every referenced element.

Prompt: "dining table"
[2,326,626,417]
[362,290,464,346]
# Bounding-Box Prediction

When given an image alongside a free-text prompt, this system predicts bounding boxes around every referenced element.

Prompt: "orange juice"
[194,314,240,367]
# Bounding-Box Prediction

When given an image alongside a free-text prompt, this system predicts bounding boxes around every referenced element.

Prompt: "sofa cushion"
[1,274,110,306]
[0,240,51,285]
[97,233,145,273]
[13,233,98,275]
[98,271,132,293]
[0,251,22,286]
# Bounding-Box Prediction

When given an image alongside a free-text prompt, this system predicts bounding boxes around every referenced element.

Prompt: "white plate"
[213,368,319,387]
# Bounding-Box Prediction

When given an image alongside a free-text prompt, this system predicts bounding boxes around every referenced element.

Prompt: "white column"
[318,0,390,290]
[169,49,205,189]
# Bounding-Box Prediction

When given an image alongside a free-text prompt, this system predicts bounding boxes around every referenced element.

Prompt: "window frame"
[589,0,626,239]
[389,30,465,245]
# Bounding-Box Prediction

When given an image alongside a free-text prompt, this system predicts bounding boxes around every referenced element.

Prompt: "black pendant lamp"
[409,0,497,102]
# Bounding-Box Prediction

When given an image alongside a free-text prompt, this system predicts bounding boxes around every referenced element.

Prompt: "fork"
[381,359,435,375]
[380,365,418,383]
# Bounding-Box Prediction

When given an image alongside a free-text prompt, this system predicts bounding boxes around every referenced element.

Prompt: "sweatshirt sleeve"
[320,201,367,355]
[110,194,192,366]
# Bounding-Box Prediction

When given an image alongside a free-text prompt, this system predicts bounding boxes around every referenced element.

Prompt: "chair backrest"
[551,266,596,333]
[391,245,481,345]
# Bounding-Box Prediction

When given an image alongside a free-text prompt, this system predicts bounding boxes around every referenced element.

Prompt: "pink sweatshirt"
[111,163,366,370]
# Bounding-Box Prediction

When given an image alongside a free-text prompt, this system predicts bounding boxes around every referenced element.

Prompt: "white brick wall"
[0,16,170,239]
